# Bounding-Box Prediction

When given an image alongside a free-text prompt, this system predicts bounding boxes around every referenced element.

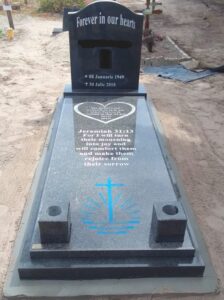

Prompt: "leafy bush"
[39,0,85,13]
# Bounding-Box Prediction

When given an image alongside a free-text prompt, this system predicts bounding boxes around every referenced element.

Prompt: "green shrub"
[0,29,3,38]
[39,0,85,13]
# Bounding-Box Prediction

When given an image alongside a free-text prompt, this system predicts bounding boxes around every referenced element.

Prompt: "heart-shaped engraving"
[74,102,136,124]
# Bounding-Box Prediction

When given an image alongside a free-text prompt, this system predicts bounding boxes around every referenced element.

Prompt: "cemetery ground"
[0,0,224,298]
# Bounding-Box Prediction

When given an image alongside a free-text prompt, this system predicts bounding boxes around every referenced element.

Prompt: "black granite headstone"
[63,1,143,90]
[14,0,206,282]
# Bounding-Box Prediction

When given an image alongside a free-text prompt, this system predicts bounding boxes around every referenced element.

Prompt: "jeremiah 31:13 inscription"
[74,99,137,168]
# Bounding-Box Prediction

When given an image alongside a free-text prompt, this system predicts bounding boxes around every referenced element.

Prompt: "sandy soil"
[0,0,224,299]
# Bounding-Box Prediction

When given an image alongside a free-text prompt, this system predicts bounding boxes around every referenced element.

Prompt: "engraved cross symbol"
[96,177,124,223]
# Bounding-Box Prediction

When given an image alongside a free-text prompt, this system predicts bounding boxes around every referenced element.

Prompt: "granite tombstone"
[9,0,206,283]
[63,1,143,90]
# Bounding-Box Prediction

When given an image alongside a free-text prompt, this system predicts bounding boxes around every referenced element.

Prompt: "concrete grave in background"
[4,0,217,297]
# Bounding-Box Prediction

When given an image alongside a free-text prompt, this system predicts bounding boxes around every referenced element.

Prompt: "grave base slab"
[4,85,217,298]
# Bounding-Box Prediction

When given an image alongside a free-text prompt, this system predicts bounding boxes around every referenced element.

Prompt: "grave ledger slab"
[18,94,204,279]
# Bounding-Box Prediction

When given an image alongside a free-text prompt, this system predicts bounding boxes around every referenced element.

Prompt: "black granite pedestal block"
[152,202,187,243]
[38,202,71,243]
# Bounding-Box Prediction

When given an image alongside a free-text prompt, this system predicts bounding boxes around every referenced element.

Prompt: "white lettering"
[76,16,98,28]
[119,14,136,29]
